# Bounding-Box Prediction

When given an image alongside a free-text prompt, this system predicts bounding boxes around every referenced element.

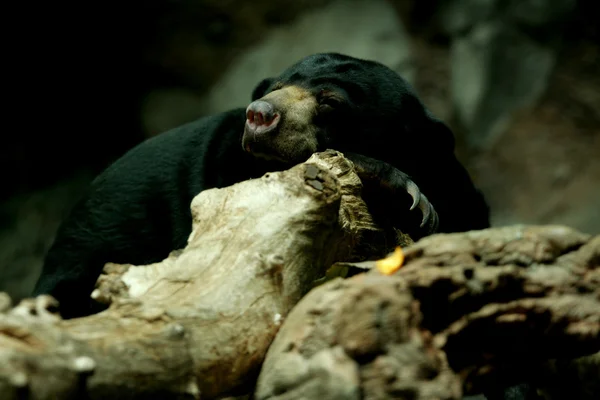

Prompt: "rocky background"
[1,0,598,302]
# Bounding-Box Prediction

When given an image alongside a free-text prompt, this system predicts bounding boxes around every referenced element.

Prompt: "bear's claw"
[344,152,440,237]
[401,177,439,234]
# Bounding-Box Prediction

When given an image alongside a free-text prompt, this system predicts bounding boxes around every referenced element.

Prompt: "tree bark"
[255,226,600,400]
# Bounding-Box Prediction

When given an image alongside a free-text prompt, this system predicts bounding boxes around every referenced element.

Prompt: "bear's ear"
[251,77,276,101]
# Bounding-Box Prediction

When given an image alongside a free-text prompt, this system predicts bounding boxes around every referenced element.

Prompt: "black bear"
[33,53,490,319]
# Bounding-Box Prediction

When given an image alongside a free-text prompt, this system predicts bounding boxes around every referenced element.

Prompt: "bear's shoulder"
[92,108,248,189]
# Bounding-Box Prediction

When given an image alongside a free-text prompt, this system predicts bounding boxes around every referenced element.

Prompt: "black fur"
[248,53,489,233]
[33,53,490,320]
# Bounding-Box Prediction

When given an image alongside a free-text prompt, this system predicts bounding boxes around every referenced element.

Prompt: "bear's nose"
[246,100,280,134]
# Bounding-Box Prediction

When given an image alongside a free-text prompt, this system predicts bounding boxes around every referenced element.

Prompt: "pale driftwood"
[254,226,600,400]
[2,151,599,400]
[0,150,404,400]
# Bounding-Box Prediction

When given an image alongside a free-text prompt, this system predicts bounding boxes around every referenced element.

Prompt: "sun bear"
[32,53,490,319]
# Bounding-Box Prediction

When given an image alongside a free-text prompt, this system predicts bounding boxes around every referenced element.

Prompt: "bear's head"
[242,53,454,166]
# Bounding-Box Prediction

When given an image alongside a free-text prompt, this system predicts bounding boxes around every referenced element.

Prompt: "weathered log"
[2,150,598,400]
[0,150,403,400]
[254,226,600,400]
